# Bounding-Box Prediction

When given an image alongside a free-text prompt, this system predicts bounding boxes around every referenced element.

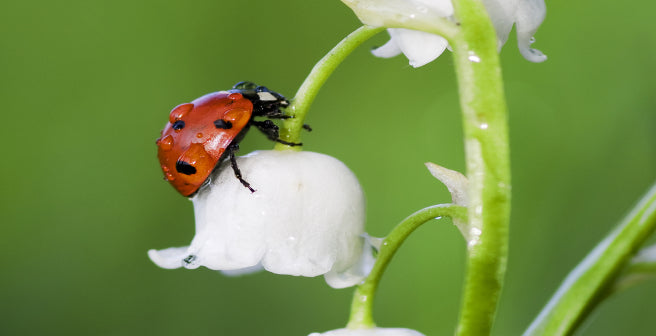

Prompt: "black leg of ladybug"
[251,120,280,141]
[302,124,312,132]
[228,144,256,193]
[252,120,302,146]
[275,138,303,146]
[262,111,292,119]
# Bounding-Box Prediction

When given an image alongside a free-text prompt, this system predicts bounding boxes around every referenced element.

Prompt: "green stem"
[610,244,656,295]
[523,182,656,336]
[450,1,511,335]
[274,25,384,151]
[347,204,468,328]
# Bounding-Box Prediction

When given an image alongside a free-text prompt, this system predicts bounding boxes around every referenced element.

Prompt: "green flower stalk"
[275,26,384,150]
[339,0,545,334]
[524,183,656,336]
[348,204,469,329]
[450,0,510,333]
[277,1,548,335]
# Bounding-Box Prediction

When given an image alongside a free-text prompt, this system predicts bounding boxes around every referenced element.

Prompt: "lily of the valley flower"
[342,0,547,66]
[148,150,374,289]
[309,327,426,336]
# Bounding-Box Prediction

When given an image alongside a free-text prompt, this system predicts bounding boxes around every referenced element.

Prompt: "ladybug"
[156,81,302,197]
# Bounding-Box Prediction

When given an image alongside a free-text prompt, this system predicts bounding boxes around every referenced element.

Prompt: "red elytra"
[156,91,253,197]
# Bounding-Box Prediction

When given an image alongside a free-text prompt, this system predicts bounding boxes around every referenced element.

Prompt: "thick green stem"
[274,26,384,151]
[523,183,656,336]
[451,1,511,335]
[347,204,468,329]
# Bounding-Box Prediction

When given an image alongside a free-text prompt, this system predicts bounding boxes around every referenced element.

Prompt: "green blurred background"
[1,0,655,335]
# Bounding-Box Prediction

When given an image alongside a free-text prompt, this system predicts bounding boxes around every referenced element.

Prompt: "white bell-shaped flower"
[342,0,547,66]
[309,327,425,336]
[148,150,373,288]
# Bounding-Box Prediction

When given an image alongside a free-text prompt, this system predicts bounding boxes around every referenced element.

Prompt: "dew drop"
[158,135,174,151]
[468,52,481,63]
[228,92,242,100]
[169,103,194,123]
[529,36,536,44]
[196,132,203,138]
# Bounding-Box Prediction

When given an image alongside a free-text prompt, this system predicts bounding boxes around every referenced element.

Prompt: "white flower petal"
[389,28,449,67]
[415,0,453,17]
[341,0,453,27]
[324,234,377,288]
[515,0,547,62]
[148,246,190,269]
[481,0,519,48]
[309,327,425,336]
[149,150,369,288]
[371,34,403,59]
[342,0,547,64]
[220,263,263,276]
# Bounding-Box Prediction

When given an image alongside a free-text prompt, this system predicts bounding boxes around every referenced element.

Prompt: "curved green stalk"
[347,204,468,328]
[448,1,511,335]
[274,26,384,151]
[524,182,656,336]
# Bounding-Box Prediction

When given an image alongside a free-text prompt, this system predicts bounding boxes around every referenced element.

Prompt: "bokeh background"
[1,0,655,335]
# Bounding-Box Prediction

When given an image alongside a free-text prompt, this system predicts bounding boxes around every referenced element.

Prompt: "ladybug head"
[230,82,289,117]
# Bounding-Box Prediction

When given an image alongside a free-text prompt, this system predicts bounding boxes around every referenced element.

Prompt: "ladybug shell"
[156,92,253,197]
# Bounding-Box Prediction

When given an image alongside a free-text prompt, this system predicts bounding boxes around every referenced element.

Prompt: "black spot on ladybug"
[183,255,196,264]
[214,119,233,129]
[176,160,197,175]
[172,120,185,130]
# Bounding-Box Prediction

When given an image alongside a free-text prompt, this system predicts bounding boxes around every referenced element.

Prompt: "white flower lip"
[309,327,426,336]
[148,150,373,288]
[343,0,547,65]
[372,28,449,68]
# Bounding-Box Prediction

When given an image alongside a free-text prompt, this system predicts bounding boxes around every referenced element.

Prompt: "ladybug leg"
[275,139,303,146]
[263,112,292,119]
[228,144,256,193]
[302,124,312,132]
[252,120,303,146]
